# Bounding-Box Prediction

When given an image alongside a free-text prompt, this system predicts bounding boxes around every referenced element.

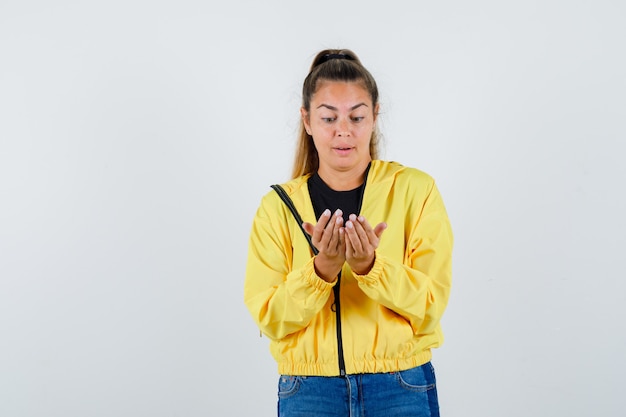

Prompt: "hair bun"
[311,49,361,70]
[318,53,355,64]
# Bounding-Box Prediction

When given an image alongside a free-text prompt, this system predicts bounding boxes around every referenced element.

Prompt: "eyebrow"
[316,103,369,111]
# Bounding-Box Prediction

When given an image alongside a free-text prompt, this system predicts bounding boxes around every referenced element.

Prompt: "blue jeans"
[277,362,439,417]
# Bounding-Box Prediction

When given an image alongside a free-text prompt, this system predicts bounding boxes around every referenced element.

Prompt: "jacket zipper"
[333,271,346,376]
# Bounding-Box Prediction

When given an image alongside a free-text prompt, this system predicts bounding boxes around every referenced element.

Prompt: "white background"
[1,1,624,416]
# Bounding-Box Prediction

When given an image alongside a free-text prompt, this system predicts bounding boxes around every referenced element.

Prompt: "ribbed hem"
[352,254,386,287]
[301,257,337,291]
[277,350,432,377]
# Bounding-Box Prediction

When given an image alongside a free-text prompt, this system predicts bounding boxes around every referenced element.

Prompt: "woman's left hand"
[344,214,387,275]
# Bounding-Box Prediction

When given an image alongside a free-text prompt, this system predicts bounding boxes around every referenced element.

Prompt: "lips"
[333,146,354,156]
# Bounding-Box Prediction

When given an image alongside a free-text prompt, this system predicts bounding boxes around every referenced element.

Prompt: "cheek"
[310,135,324,150]
[311,124,332,137]
[357,124,375,137]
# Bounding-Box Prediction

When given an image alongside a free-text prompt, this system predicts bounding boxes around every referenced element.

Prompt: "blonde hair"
[291,49,381,179]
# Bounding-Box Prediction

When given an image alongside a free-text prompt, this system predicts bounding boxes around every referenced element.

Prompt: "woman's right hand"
[302,209,346,283]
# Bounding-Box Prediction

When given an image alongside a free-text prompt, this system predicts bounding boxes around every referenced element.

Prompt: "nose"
[336,118,350,137]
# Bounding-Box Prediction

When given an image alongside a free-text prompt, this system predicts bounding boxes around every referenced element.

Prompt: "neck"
[317,160,371,191]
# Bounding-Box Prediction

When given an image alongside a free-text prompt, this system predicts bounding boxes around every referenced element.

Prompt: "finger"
[350,215,375,251]
[373,222,387,238]
[314,209,341,251]
[302,222,314,236]
[317,209,332,228]
[338,226,346,253]
[325,209,343,232]
[344,230,354,258]
[324,210,344,250]
[353,215,371,241]
[355,215,380,243]
[311,209,332,244]
[344,220,364,253]
[355,216,387,248]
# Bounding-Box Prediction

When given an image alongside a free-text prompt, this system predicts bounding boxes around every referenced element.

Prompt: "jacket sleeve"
[243,193,336,341]
[354,181,453,336]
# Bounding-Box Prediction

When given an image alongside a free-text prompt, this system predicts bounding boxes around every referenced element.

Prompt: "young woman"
[244,49,453,416]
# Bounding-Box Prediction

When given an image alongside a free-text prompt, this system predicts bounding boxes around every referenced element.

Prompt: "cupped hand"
[302,209,346,282]
[344,214,387,275]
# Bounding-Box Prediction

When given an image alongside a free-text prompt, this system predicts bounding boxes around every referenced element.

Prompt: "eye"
[351,116,365,122]
[321,117,336,123]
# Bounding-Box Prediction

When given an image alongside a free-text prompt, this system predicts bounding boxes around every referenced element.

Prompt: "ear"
[373,103,380,124]
[301,107,312,135]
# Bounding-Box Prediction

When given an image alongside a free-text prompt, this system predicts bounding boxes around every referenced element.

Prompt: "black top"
[308,173,365,224]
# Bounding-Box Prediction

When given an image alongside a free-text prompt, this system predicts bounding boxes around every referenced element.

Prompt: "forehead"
[311,80,372,106]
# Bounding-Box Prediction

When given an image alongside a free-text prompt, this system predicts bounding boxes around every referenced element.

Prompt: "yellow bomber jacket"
[244,160,453,376]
